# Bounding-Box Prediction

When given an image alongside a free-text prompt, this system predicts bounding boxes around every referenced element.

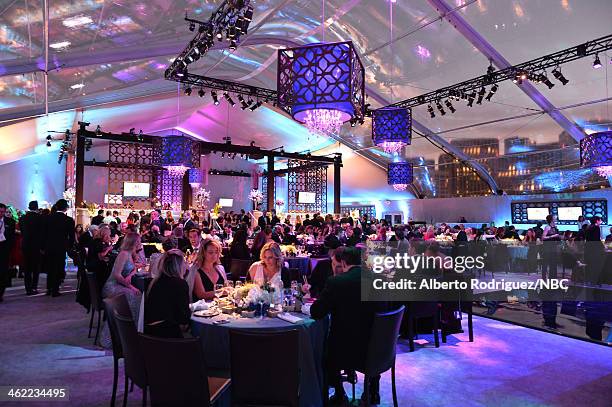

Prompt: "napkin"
[278,313,303,324]
[301,303,311,317]
[190,300,212,312]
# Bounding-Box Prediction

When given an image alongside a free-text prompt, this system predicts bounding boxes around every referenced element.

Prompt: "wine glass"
[214,284,225,300]
[235,280,243,289]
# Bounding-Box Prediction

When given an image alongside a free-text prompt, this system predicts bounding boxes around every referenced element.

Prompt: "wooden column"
[75,133,85,205]
[333,155,342,214]
[266,155,274,211]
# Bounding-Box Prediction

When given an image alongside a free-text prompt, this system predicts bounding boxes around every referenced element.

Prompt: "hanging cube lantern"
[372,107,412,153]
[580,131,612,177]
[388,162,413,191]
[161,136,198,177]
[188,168,204,187]
[277,41,365,135]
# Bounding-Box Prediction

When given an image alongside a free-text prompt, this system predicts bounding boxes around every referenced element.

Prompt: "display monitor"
[218,198,233,207]
[526,207,550,221]
[123,182,150,197]
[297,191,316,204]
[557,206,583,221]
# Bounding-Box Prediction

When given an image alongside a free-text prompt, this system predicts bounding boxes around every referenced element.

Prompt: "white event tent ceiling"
[0,0,611,198]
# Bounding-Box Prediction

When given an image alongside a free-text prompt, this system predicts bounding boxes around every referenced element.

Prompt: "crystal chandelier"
[277,41,365,135]
[392,183,408,191]
[166,165,190,178]
[372,107,412,153]
[303,109,345,135]
[580,130,612,178]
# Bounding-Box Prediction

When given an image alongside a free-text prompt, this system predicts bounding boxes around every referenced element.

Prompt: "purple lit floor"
[1,274,611,406]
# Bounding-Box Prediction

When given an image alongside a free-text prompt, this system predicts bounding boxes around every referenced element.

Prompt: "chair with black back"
[288,267,301,283]
[103,294,131,407]
[401,302,440,352]
[139,335,230,406]
[114,312,148,407]
[229,259,253,282]
[86,272,104,346]
[351,306,405,407]
[229,329,299,407]
[308,258,333,298]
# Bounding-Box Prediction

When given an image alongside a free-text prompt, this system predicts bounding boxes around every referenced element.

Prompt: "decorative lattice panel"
[107,142,160,209]
[341,205,376,219]
[159,170,183,211]
[287,160,327,213]
[372,107,412,149]
[388,162,414,185]
[580,131,612,169]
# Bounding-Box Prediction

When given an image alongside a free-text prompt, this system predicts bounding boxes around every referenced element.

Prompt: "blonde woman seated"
[248,242,292,289]
[189,238,227,301]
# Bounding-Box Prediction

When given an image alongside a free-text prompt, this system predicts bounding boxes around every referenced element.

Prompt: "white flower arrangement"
[248,189,264,203]
[195,188,211,203]
[63,187,76,204]
[233,283,271,308]
[275,199,285,207]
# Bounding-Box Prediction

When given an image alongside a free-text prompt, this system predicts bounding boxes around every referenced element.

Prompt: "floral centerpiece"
[280,244,297,257]
[79,201,101,217]
[233,283,272,316]
[212,202,222,216]
[248,188,264,210]
[63,187,76,206]
[275,198,285,213]
[195,188,211,209]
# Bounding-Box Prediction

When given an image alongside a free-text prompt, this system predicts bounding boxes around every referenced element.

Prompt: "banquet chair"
[351,306,405,407]
[139,335,230,406]
[229,259,253,282]
[114,312,148,407]
[103,294,130,407]
[229,329,299,407]
[86,272,104,346]
[401,302,440,352]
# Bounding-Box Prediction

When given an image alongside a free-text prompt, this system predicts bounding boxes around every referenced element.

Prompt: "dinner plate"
[194,309,220,318]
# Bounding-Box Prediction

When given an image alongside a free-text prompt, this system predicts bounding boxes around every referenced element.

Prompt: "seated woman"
[144,250,191,338]
[100,232,144,348]
[189,239,227,301]
[248,242,291,289]
[87,225,114,294]
[250,227,271,258]
[229,229,251,260]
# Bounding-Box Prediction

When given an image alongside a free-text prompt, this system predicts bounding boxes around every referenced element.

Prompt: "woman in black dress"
[190,239,227,301]
[144,250,190,338]
[229,229,251,260]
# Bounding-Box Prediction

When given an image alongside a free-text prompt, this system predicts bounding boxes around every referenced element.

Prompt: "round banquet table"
[191,313,329,407]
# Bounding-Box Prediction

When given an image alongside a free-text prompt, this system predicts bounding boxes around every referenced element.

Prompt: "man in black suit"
[19,201,44,295]
[0,203,16,302]
[43,199,75,297]
[258,211,270,229]
[270,209,281,226]
[91,209,104,226]
[181,211,196,232]
[585,216,605,285]
[310,247,387,404]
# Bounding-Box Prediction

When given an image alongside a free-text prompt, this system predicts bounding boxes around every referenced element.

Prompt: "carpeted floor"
[1,275,612,407]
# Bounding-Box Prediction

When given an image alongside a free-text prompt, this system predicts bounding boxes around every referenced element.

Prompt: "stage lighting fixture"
[229,40,237,50]
[485,84,498,101]
[593,54,602,69]
[540,74,555,89]
[211,91,220,105]
[216,32,223,40]
[46,141,52,147]
[238,95,249,110]
[189,22,196,32]
[185,54,194,64]
[552,68,569,85]
[244,6,253,22]
[95,125,102,136]
[476,87,486,104]
[46,135,52,141]
[435,101,446,116]
[350,119,356,127]
[184,87,192,96]
[228,25,236,39]
[427,104,435,118]
[249,101,262,111]
[444,99,456,113]
[221,152,225,158]
[198,88,205,97]
[223,92,236,107]
[129,128,136,135]
[467,91,476,107]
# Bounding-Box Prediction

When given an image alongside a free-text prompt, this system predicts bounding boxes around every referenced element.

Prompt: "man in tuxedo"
[585,216,605,285]
[310,247,387,404]
[181,211,196,232]
[181,228,201,254]
[0,203,16,302]
[91,209,104,226]
[19,201,44,295]
[270,209,281,226]
[258,211,270,229]
[43,199,75,297]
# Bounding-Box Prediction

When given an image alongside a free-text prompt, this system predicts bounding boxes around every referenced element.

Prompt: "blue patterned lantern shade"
[161,136,198,177]
[372,107,412,153]
[188,168,203,186]
[277,41,365,135]
[580,131,612,177]
[388,162,413,191]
